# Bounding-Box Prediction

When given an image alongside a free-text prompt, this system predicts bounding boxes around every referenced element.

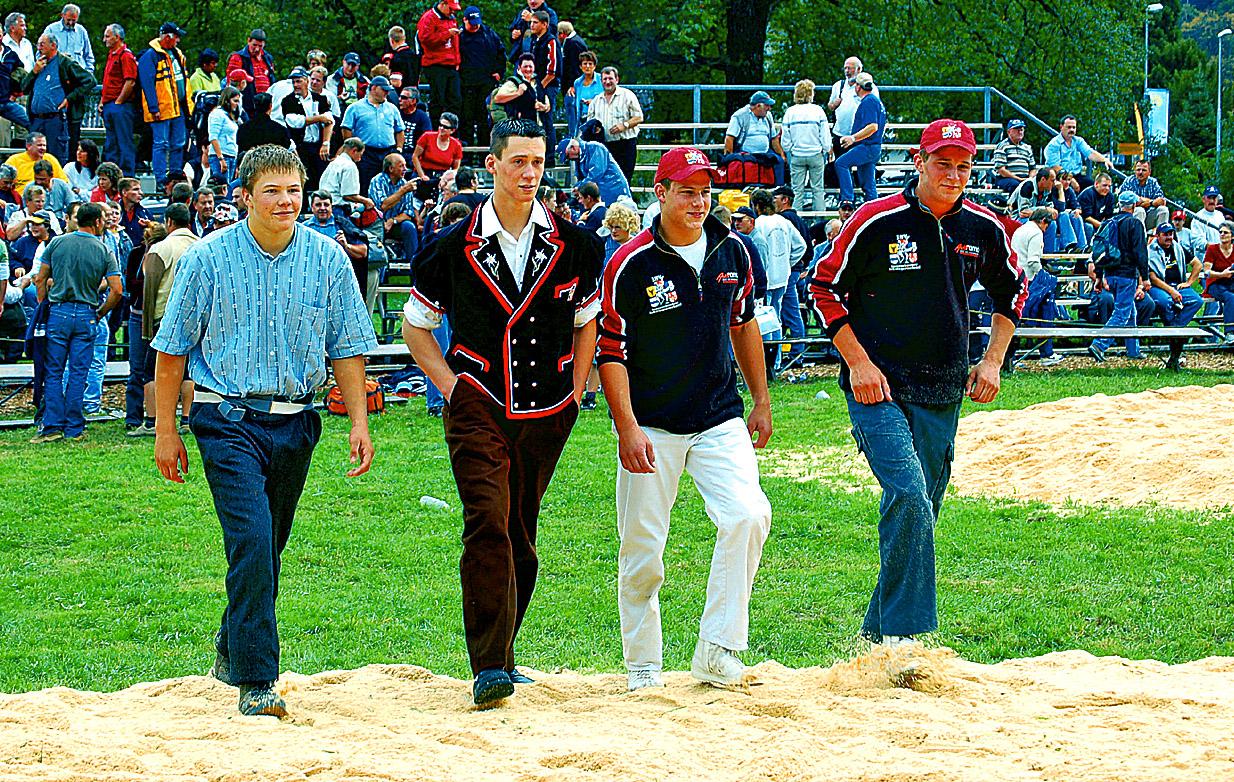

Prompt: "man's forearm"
[153,352,187,432]
[330,355,371,431]
[116,80,135,104]
[571,319,597,399]
[597,362,638,432]
[403,321,456,399]
[983,313,1016,365]
[730,319,769,406]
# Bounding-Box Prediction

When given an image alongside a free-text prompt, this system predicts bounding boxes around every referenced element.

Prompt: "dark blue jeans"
[1092,274,1141,357]
[125,312,149,426]
[101,101,137,175]
[780,269,807,360]
[43,302,97,437]
[425,315,452,411]
[834,143,879,203]
[191,402,322,684]
[846,393,961,640]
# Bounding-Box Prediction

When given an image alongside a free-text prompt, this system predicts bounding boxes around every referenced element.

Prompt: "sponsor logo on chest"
[887,234,921,271]
[646,274,682,313]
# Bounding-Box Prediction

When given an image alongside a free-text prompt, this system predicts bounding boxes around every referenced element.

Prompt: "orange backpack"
[325,378,385,416]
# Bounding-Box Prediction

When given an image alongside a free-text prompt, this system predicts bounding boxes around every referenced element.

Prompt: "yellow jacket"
[137,38,192,123]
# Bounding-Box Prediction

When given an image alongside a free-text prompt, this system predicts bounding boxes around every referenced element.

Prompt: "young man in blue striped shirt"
[151,144,378,718]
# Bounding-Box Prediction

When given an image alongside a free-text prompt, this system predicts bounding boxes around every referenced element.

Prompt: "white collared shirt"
[403,198,599,329]
[3,35,33,71]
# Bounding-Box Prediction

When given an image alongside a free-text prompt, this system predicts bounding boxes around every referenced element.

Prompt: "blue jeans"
[101,101,136,175]
[83,316,109,411]
[1209,282,1234,333]
[397,218,420,262]
[125,312,149,426]
[0,100,29,128]
[151,117,187,189]
[834,143,879,203]
[43,302,97,437]
[846,394,961,640]
[1148,286,1203,327]
[564,94,579,139]
[779,270,806,359]
[425,316,452,411]
[766,286,785,370]
[1092,275,1142,357]
[31,113,69,163]
[1022,271,1059,358]
[210,154,236,183]
[191,402,322,684]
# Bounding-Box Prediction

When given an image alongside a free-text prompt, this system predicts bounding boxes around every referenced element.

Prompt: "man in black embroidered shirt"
[403,119,603,706]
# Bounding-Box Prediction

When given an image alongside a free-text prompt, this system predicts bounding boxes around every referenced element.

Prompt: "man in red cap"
[809,119,1027,649]
[598,146,772,692]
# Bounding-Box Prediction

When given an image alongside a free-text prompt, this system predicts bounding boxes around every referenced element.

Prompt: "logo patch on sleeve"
[956,243,981,258]
[646,275,681,313]
[715,271,740,285]
[887,234,921,271]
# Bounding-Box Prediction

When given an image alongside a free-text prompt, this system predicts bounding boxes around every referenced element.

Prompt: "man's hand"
[849,359,892,405]
[617,423,655,473]
[840,135,854,148]
[567,86,575,97]
[154,431,190,483]
[319,143,329,160]
[57,99,67,110]
[966,358,1001,404]
[345,424,374,477]
[747,400,772,448]
[511,28,523,39]
[335,230,347,245]
[1170,287,1183,304]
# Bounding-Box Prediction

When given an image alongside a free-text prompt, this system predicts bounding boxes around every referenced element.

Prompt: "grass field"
[2,367,1233,694]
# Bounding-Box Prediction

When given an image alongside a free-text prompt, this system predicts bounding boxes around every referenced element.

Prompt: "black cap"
[838,200,855,210]
[248,28,267,41]
[735,206,757,219]
[772,185,794,200]
[159,22,186,37]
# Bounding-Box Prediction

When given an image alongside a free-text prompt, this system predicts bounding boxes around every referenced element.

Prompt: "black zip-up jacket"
[460,24,505,87]
[597,215,757,434]
[1104,210,1150,280]
[809,180,1027,405]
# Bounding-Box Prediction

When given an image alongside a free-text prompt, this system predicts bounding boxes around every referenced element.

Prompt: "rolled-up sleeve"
[150,248,210,355]
[324,247,378,359]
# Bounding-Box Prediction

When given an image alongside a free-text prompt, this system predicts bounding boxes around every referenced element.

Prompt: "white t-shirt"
[1010,220,1044,281]
[319,156,360,212]
[829,79,880,136]
[670,233,708,274]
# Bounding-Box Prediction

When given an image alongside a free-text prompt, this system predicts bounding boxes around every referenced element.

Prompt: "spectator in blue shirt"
[558,137,632,206]
[1119,159,1168,230]
[41,5,93,72]
[1043,114,1111,191]
[368,151,421,264]
[341,75,404,193]
[833,73,885,205]
[572,51,601,131]
[152,145,377,719]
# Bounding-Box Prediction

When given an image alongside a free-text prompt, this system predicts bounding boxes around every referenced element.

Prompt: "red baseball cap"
[654,147,716,183]
[919,119,977,155]
[228,68,253,83]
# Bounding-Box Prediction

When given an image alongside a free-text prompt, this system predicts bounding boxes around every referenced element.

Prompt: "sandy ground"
[951,384,1234,509]
[2,646,1233,782]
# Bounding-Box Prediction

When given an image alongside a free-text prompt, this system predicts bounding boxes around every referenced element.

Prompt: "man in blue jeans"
[1088,191,1150,362]
[810,119,1026,647]
[833,72,885,205]
[30,202,123,443]
[152,145,377,718]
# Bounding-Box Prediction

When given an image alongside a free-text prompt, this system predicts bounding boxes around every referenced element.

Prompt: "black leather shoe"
[238,682,287,717]
[473,668,514,705]
[508,668,535,685]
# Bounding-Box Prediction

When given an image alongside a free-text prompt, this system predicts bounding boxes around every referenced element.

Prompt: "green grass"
[2,366,1233,693]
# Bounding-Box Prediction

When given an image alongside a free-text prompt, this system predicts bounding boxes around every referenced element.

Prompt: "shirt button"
[529,317,535,323]
[530,401,536,407]
[529,361,535,367]
[512,338,518,345]
[530,339,536,344]
[532,382,537,387]
[513,361,518,366]
[514,383,519,388]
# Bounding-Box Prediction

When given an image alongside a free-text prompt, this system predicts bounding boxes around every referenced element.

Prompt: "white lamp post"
[1145,3,1164,95]
[1219,28,1232,179]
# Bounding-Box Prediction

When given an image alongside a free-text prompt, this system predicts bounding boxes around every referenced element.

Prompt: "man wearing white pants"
[598,146,773,691]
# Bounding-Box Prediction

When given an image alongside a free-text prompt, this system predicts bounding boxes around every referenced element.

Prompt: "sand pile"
[3,648,1234,781]
[951,384,1234,509]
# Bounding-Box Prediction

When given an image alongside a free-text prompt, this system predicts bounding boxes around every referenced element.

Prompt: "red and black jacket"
[411,200,603,419]
[809,180,1027,405]
[598,215,757,435]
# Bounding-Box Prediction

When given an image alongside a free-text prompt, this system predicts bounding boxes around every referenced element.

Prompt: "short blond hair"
[793,79,815,104]
[603,202,640,236]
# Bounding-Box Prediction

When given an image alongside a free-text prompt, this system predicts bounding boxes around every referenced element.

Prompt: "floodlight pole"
[1220,29,1232,180]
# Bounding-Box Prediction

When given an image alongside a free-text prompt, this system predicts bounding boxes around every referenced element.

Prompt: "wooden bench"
[0,360,128,387]
[977,325,1215,370]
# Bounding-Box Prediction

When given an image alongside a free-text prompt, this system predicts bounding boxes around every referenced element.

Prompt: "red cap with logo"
[918,119,977,155]
[654,147,716,183]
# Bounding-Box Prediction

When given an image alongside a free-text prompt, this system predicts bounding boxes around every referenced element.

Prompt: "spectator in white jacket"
[750,189,805,370]
[780,79,831,211]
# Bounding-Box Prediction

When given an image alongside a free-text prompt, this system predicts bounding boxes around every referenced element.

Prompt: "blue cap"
[343,52,361,65]
[159,22,187,37]
[1118,190,1138,207]
[1006,118,1026,130]
[1204,185,1221,197]
[749,90,775,107]
[556,138,579,158]
[1155,222,1175,234]
[288,66,309,80]
[464,5,481,20]
[369,75,392,91]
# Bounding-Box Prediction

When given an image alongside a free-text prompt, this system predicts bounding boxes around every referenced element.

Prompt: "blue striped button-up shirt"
[151,220,378,398]
[367,172,418,219]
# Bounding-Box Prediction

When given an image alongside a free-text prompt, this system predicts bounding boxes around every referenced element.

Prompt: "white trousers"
[616,417,772,671]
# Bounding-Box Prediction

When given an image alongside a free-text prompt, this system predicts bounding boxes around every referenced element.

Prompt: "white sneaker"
[690,639,745,687]
[627,669,664,691]
[1038,355,1064,367]
[879,634,920,649]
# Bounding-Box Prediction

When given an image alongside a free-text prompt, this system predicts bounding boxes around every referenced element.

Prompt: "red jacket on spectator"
[418,7,461,69]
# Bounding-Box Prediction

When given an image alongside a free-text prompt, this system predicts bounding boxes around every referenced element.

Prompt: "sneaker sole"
[473,679,514,705]
[690,666,745,688]
[240,700,288,718]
